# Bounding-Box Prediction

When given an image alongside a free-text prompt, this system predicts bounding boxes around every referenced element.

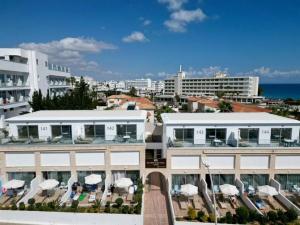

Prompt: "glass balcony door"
[240,174,269,189]
[174,128,194,143]
[206,128,226,145]
[51,125,72,139]
[17,125,39,139]
[271,128,292,144]
[84,125,105,139]
[116,124,137,139]
[239,128,259,144]
[275,174,300,190]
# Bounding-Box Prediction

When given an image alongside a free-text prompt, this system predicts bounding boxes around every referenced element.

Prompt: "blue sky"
[0,0,300,83]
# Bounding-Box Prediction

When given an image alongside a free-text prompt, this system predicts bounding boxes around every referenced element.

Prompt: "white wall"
[5,153,35,167]
[110,152,139,166]
[0,211,143,225]
[275,156,300,169]
[206,156,234,169]
[40,153,70,167]
[75,152,105,166]
[240,156,269,169]
[171,156,200,169]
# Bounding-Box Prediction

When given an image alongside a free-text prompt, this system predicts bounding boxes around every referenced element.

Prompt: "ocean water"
[260,84,300,99]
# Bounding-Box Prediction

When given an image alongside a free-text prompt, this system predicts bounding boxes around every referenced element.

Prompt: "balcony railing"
[0,135,144,146]
[0,80,29,88]
[0,96,29,106]
[167,138,300,148]
[145,158,166,168]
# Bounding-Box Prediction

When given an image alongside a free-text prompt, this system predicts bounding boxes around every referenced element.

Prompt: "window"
[206,128,226,141]
[174,128,194,143]
[36,59,38,65]
[45,61,48,67]
[84,125,105,138]
[275,174,300,190]
[17,125,38,138]
[172,174,199,189]
[51,125,72,139]
[7,172,36,186]
[77,171,105,184]
[42,171,71,185]
[117,124,137,139]
[271,128,292,142]
[240,174,269,188]
[239,128,259,143]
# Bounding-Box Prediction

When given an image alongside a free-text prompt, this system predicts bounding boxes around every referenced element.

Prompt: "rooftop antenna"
[179,65,182,73]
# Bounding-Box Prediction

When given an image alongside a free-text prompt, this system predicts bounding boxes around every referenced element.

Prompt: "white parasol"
[39,179,59,190]
[2,179,25,189]
[180,184,198,196]
[84,174,102,185]
[219,184,239,196]
[115,178,133,188]
[257,185,278,196]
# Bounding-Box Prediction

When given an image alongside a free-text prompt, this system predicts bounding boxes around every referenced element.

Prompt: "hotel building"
[164,66,260,102]
[0,48,71,125]
[0,110,299,193]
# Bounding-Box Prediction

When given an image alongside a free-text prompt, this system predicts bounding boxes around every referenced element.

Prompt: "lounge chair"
[51,136,63,143]
[178,196,188,210]
[193,195,202,210]
[218,201,227,209]
[88,193,96,203]
[74,136,93,144]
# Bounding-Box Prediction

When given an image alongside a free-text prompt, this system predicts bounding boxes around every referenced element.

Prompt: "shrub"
[197,211,207,222]
[187,207,197,220]
[27,198,35,206]
[71,200,79,211]
[18,202,25,210]
[249,210,261,222]
[134,203,142,214]
[122,205,130,214]
[267,210,278,222]
[236,206,249,224]
[104,201,111,213]
[11,203,17,210]
[115,198,123,208]
[225,211,233,224]
[285,208,298,222]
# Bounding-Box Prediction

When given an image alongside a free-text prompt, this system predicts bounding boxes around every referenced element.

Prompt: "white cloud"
[122,31,149,43]
[165,9,207,32]
[143,20,152,26]
[158,0,188,11]
[19,37,117,72]
[239,66,300,79]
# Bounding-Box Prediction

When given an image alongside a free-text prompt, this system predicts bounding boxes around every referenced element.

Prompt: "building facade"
[0,48,71,124]
[164,67,259,98]
[125,79,152,91]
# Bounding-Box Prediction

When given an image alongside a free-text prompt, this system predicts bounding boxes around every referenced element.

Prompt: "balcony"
[145,158,166,168]
[0,80,30,90]
[0,60,29,73]
[0,134,144,146]
[167,138,300,148]
[0,96,29,108]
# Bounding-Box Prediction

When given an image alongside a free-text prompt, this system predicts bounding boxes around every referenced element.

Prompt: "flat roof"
[161,112,300,125]
[6,110,147,122]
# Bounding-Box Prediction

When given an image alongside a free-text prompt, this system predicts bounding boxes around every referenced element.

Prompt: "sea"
[260,84,300,100]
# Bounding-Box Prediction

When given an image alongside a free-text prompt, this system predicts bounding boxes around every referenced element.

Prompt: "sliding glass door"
[17,125,39,139]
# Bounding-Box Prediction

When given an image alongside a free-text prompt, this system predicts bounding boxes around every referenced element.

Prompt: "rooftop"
[161,112,300,125]
[6,110,147,122]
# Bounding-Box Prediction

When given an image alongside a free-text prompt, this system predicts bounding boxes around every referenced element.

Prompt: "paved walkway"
[144,172,172,225]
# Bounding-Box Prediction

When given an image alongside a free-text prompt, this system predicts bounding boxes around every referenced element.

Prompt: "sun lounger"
[88,194,96,203]
[178,198,188,209]
[0,195,11,204]
[219,201,227,209]
[193,196,202,210]
[127,193,134,202]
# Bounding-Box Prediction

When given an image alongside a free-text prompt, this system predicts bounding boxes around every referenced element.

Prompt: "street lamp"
[202,157,218,225]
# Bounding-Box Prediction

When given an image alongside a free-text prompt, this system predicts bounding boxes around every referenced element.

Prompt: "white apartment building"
[164,66,259,98]
[125,78,152,91]
[152,80,164,93]
[0,48,71,124]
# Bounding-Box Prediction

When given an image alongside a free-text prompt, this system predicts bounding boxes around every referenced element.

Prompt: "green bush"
[236,206,249,224]
[121,205,130,214]
[134,203,142,214]
[115,198,123,208]
[27,198,35,206]
[225,211,233,224]
[248,209,261,222]
[285,208,298,222]
[18,202,25,210]
[187,207,197,220]
[35,203,42,210]
[197,211,207,222]
[71,200,79,211]
[267,210,278,222]
[104,201,111,213]
[11,203,17,210]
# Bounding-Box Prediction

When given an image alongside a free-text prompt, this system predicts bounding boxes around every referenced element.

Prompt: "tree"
[128,87,137,97]
[216,91,225,99]
[218,101,233,112]
[30,90,43,111]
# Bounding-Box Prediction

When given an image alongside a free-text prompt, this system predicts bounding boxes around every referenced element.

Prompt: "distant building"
[0,48,71,126]
[125,78,152,91]
[164,66,259,100]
